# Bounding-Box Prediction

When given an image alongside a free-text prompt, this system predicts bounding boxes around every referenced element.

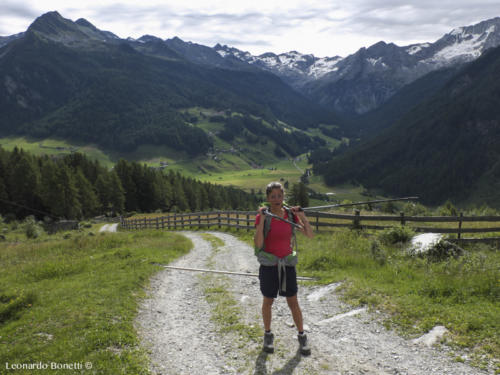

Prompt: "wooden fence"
[120,209,500,245]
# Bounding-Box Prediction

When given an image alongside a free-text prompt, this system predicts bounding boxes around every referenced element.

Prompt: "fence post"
[236,213,239,230]
[247,213,250,232]
[174,213,177,229]
[218,212,221,229]
[458,212,463,240]
[143,217,146,229]
[156,217,159,230]
[182,213,185,229]
[161,217,165,229]
[315,214,319,232]
[353,209,361,229]
[198,213,201,229]
[400,212,406,226]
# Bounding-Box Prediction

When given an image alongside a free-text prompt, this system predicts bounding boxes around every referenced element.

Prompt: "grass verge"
[0,229,191,374]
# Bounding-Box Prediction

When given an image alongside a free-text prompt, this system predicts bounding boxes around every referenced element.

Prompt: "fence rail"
[120,209,500,245]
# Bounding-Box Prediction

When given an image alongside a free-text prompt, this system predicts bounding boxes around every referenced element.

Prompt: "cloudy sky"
[1,0,500,57]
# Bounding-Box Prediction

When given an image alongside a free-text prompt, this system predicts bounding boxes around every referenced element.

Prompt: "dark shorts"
[259,265,298,298]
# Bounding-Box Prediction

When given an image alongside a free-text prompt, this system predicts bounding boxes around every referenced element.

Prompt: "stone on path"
[316,308,367,326]
[413,326,449,347]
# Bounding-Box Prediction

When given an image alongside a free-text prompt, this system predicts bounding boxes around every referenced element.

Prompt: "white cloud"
[0,0,499,57]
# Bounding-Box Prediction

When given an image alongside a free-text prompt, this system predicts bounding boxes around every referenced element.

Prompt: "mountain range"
[2,12,500,206]
[0,11,335,154]
[2,13,500,119]
[182,17,500,115]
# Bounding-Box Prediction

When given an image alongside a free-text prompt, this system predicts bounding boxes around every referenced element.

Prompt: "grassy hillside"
[0,225,192,374]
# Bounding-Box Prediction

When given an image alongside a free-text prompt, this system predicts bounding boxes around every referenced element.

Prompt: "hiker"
[254,181,314,355]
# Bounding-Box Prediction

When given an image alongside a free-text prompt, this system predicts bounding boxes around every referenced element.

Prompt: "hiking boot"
[298,333,311,356]
[263,332,274,353]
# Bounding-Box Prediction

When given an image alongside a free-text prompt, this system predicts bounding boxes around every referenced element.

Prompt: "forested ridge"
[0,12,338,156]
[314,45,500,207]
[0,147,259,220]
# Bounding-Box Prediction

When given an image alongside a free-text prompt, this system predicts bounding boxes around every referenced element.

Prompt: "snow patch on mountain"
[308,57,342,78]
[431,24,497,62]
[406,43,430,55]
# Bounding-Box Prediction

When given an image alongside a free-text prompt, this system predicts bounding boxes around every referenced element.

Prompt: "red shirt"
[255,211,297,258]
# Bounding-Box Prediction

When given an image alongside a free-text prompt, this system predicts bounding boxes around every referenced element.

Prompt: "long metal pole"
[261,209,303,229]
[302,196,419,211]
[163,265,315,280]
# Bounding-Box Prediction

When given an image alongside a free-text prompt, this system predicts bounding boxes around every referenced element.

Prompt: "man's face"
[267,188,283,208]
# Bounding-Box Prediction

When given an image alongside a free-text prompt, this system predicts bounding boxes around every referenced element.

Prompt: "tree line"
[0,147,259,221]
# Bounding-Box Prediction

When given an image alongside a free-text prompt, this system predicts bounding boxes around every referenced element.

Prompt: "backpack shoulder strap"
[284,207,296,231]
[263,214,272,239]
[284,206,298,253]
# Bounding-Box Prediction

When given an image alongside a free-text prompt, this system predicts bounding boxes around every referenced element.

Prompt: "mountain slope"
[315,45,500,206]
[3,14,500,120]
[349,65,461,138]
[0,12,339,154]
[215,18,500,115]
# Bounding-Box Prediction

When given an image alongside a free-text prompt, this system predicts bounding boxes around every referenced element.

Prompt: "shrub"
[381,201,397,213]
[370,240,387,265]
[24,216,43,239]
[378,225,415,245]
[4,213,16,223]
[0,291,37,323]
[438,200,458,216]
[402,202,429,216]
[420,240,464,262]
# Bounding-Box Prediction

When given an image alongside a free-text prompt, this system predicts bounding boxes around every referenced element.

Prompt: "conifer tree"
[53,164,82,219]
[198,185,210,211]
[7,148,41,218]
[115,159,139,211]
[172,178,188,212]
[39,157,60,216]
[108,171,125,214]
[75,169,100,217]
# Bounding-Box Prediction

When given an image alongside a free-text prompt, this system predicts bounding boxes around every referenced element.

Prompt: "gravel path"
[135,231,491,375]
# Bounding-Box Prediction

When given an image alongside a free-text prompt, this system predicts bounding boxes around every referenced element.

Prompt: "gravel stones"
[135,231,491,374]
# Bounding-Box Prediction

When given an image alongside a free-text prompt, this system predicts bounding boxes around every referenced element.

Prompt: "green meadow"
[0,225,191,374]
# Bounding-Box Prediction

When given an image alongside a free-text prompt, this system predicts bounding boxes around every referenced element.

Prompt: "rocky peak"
[75,18,97,30]
[27,11,75,36]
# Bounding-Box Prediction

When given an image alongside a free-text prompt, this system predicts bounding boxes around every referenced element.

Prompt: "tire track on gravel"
[136,232,490,375]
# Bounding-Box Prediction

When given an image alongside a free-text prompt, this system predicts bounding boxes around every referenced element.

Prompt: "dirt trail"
[136,231,490,375]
